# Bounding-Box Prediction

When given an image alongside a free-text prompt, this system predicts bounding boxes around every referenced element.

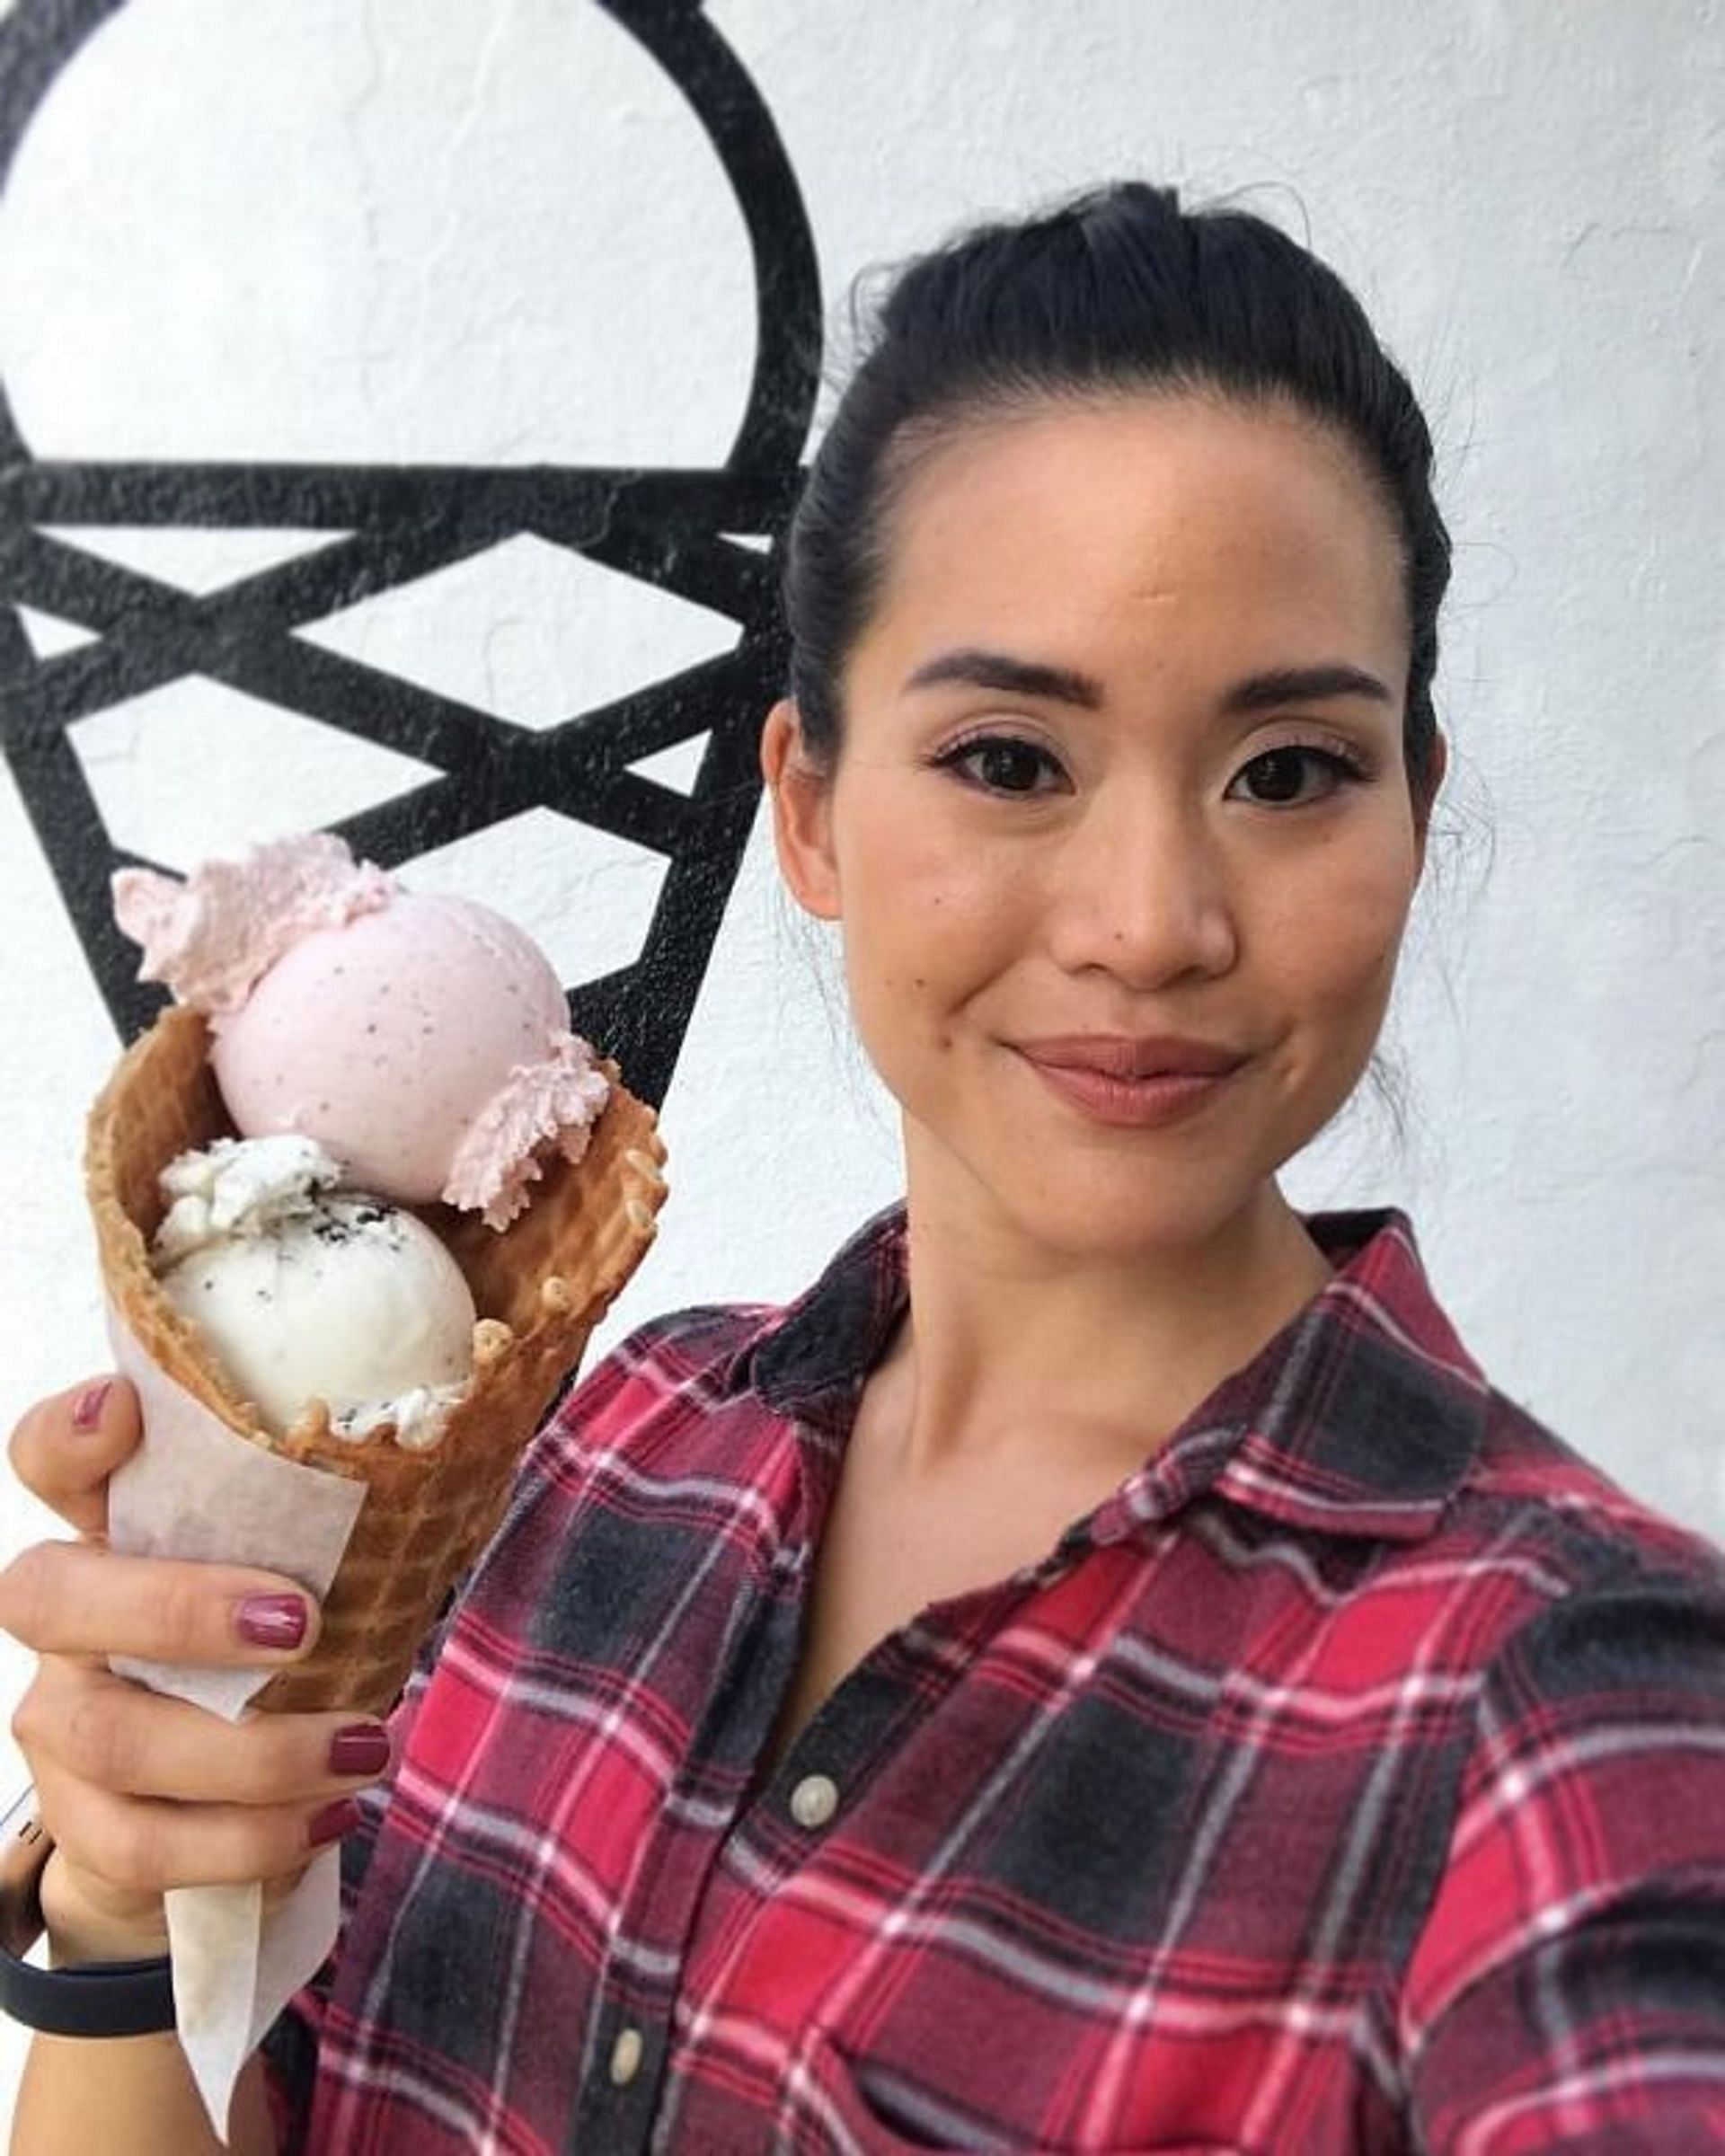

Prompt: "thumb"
[7,1377,143,1539]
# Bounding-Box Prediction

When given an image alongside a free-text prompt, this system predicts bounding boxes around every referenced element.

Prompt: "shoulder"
[528,1296,785,1474]
[584,1298,784,1393]
[518,1199,910,1486]
[1449,1382,1722,1618]
[1366,1377,1725,1727]
[1452,1384,1725,1757]
[439,1294,795,1627]
[1301,1206,1721,1639]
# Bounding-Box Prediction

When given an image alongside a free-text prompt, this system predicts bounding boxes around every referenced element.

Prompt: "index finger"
[8,1378,142,1538]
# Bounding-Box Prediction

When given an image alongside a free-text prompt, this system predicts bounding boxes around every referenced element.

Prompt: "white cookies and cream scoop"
[153,1135,478,1450]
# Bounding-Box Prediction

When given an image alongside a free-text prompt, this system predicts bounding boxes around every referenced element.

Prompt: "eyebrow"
[903,648,1103,707]
[1220,663,1393,713]
[902,648,1393,714]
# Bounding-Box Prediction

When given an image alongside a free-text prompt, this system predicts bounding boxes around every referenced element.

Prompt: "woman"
[4,186,1722,2152]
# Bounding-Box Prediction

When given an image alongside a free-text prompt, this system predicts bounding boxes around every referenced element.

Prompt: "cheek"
[1262,825,1420,1032]
[832,790,1013,1002]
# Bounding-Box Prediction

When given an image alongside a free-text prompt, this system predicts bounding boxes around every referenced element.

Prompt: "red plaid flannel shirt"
[265,1205,1725,2152]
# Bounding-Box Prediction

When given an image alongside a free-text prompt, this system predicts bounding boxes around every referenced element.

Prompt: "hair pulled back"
[783,184,1449,808]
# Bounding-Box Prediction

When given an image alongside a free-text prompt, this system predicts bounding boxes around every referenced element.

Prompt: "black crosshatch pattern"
[0,0,822,1109]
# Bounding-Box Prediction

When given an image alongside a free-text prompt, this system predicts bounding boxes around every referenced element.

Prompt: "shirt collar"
[734,1201,1488,1545]
[740,1202,910,1425]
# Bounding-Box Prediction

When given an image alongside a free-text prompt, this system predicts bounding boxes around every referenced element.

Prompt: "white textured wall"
[0,0,1718,2118]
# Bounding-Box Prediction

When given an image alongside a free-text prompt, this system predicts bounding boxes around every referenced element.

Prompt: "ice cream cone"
[85,1003,666,1716]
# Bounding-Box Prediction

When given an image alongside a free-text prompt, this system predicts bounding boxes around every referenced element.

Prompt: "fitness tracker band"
[0,1787,176,2037]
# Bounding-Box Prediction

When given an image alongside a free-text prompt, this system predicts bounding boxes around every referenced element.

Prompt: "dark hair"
[783,183,1449,810]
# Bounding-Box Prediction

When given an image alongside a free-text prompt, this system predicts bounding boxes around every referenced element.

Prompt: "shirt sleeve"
[1401,1562,1725,2152]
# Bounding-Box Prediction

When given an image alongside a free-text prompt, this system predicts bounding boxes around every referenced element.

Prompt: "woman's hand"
[0,1377,393,1963]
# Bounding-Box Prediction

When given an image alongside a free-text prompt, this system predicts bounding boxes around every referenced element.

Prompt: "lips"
[1012,1038,1249,1130]
[1013,1035,1248,1080]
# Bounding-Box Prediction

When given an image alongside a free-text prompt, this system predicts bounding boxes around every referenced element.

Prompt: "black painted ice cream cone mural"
[0,0,821,1107]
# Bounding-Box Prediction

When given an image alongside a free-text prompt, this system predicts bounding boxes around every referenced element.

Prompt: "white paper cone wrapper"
[105,1310,369,2143]
[166,1857,341,2143]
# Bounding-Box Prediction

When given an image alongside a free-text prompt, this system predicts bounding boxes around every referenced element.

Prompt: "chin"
[951,1138,1283,1268]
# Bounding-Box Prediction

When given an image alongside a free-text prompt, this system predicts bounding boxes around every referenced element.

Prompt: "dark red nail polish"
[72,1382,112,1432]
[235,1594,308,1650]
[328,1725,390,1777]
[307,1798,361,1849]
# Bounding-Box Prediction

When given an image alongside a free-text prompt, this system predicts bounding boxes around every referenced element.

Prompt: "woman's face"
[765,393,1440,1261]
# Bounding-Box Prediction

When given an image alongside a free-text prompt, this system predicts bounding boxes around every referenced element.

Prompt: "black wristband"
[0,1939,176,2037]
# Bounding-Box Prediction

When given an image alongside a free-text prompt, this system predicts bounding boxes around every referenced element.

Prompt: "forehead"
[857,393,1409,697]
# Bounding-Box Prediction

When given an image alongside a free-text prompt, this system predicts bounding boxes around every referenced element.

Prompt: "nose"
[1041,791,1238,987]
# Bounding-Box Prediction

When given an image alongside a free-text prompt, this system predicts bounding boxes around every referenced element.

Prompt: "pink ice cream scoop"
[113,833,610,1230]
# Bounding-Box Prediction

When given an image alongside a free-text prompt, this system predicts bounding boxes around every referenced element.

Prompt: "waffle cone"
[85,1004,666,1718]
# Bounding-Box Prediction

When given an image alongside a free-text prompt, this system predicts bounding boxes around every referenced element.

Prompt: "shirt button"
[609,2026,644,2087]
[789,1772,840,1828]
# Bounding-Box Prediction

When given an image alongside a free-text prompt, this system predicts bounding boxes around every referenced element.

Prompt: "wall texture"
[0,0,1718,2113]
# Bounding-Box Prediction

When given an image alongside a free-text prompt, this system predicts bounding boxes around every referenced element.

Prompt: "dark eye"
[1229,746,1362,808]
[938,734,1066,796]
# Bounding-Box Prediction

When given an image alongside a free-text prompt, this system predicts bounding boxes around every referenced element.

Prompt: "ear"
[1412,729,1448,874]
[761,699,842,920]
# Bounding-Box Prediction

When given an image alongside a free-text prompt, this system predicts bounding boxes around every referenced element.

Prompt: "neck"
[884,1151,1334,1483]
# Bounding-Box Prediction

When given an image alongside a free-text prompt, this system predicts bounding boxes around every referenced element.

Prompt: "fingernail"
[72,1382,112,1432]
[234,1594,308,1650]
[307,1798,361,1849]
[328,1725,390,1777]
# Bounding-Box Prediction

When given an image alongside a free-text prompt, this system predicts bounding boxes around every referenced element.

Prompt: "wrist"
[47,1922,171,1969]
[0,1806,177,2038]
[42,1861,168,1968]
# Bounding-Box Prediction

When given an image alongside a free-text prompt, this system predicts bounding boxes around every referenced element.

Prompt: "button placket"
[788,1772,840,1829]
